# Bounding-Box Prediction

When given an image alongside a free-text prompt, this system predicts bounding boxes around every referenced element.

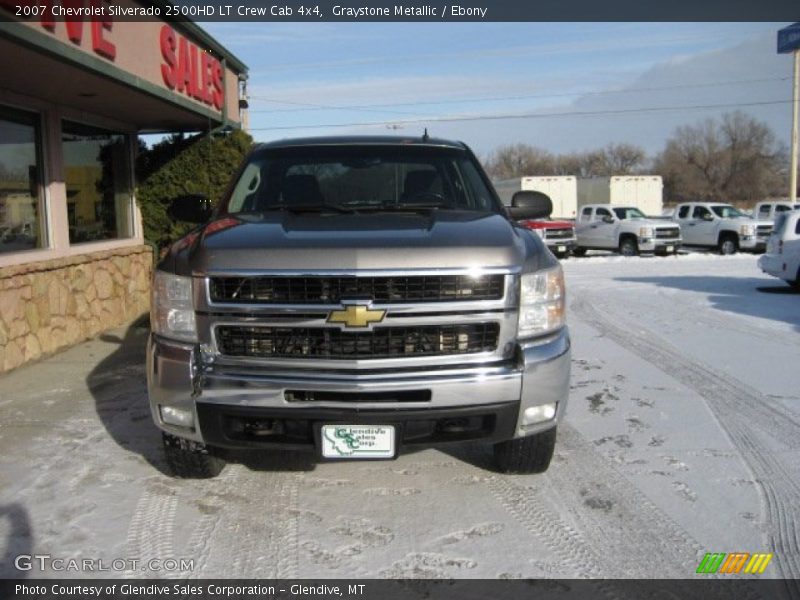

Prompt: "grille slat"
[216,324,500,359]
[655,227,680,239]
[543,228,575,240]
[210,275,504,304]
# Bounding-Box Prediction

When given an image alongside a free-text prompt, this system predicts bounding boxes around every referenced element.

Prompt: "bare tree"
[483,144,555,179]
[596,143,647,175]
[654,111,787,204]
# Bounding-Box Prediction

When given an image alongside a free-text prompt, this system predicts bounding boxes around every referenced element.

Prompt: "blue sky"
[200,22,794,158]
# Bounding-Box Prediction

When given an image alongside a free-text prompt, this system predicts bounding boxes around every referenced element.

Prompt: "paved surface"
[0,255,798,586]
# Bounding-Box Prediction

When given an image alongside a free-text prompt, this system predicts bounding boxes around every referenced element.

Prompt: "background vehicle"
[673,202,772,254]
[576,175,663,216]
[758,209,800,288]
[148,136,571,478]
[754,200,800,221]
[516,218,576,258]
[574,204,681,256]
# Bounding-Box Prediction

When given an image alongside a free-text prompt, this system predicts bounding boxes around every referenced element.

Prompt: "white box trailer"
[576,175,664,216]
[492,176,578,219]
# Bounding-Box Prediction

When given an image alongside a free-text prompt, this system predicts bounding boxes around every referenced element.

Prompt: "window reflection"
[0,107,44,255]
[63,121,132,244]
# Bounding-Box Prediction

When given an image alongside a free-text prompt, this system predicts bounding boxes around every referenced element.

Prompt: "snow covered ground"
[0,253,798,581]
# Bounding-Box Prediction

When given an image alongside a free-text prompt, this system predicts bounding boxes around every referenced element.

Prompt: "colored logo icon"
[696,552,773,574]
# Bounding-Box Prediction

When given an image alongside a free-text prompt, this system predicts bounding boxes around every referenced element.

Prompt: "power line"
[246,99,792,132]
[246,76,790,115]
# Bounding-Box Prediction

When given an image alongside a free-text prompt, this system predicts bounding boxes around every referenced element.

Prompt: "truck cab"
[574,204,681,256]
[754,201,800,222]
[674,202,772,254]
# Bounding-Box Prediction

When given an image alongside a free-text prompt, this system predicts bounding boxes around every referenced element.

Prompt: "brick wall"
[0,245,152,373]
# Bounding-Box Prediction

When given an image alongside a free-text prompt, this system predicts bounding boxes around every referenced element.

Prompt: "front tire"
[572,247,587,257]
[719,234,738,255]
[162,433,226,479]
[493,427,557,474]
[619,237,638,257]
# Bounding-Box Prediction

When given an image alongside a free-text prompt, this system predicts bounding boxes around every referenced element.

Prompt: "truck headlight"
[519,265,565,338]
[740,224,755,236]
[151,271,197,342]
[639,227,654,238]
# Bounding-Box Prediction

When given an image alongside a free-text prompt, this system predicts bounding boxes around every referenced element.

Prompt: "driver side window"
[692,206,711,219]
[595,208,611,221]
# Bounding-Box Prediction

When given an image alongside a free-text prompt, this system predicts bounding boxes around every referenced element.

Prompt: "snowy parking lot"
[0,253,798,581]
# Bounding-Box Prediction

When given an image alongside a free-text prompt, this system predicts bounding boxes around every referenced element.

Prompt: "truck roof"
[255,135,469,151]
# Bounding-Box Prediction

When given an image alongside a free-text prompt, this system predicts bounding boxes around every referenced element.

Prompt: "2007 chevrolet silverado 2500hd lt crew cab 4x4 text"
[147,136,571,477]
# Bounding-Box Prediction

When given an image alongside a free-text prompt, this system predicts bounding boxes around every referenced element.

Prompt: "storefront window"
[62,121,132,244]
[0,107,44,255]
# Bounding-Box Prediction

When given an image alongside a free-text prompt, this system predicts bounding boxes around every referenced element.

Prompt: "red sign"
[160,25,224,111]
[1,0,116,60]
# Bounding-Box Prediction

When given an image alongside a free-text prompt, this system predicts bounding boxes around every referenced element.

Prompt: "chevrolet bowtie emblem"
[327,305,386,328]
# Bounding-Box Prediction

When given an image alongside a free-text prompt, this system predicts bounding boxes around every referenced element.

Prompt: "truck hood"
[166,211,547,275]
[627,218,677,228]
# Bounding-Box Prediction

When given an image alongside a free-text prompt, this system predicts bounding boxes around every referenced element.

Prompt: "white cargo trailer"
[576,175,663,216]
[493,176,578,218]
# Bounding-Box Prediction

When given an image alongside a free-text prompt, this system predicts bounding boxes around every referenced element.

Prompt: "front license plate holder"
[319,424,396,460]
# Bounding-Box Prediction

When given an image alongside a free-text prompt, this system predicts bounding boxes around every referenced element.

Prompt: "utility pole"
[792,49,799,202]
[778,23,800,201]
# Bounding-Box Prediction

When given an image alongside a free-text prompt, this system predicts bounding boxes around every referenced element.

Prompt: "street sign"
[778,22,800,54]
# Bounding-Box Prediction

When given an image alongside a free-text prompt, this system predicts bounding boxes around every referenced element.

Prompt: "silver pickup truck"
[147,136,571,477]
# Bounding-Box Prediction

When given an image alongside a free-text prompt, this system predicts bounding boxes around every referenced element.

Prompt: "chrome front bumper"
[146,327,571,447]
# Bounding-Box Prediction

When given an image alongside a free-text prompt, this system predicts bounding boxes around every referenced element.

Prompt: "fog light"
[523,403,557,425]
[160,405,194,428]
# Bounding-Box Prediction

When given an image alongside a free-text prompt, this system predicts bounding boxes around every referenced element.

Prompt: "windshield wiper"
[259,203,357,214]
[357,204,444,214]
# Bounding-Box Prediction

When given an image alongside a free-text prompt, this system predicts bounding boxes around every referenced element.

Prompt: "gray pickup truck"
[147,136,571,477]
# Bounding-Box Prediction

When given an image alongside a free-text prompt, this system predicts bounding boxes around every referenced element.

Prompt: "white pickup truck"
[758,209,800,288]
[673,202,772,254]
[573,204,681,256]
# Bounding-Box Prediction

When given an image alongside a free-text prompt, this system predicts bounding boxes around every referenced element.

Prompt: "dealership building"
[0,9,247,372]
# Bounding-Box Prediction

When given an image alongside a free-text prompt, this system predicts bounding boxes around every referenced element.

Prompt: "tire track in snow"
[124,483,177,578]
[571,294,800,585]
[202,456,300,578]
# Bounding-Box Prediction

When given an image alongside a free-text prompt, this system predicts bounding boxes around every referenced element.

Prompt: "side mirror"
[508,191,552,220]
[168,194,212,224]
[702,213,714,222]
[602,215,615,224]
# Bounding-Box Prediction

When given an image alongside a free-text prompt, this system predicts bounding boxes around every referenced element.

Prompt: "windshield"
[711,205,745,218]
[223,146,500,214]
[612,207,647,220]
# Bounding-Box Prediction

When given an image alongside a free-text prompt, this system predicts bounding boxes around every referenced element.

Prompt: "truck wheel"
[718,235,738,255]
[619,237,638,257]
[493,427,557,474]
[162,433,226,479]
[572,247,587,257]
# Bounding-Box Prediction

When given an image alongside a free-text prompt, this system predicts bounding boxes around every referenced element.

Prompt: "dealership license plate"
[557,245,566,252]
[321,425,395,459]
[666,245,674,252]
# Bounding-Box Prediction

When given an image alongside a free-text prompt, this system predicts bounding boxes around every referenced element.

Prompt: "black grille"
[544,228,575,240]
[655,227,680,239]
[757,225,773,236]
[209,275,505,304]
[216,324,500,359]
